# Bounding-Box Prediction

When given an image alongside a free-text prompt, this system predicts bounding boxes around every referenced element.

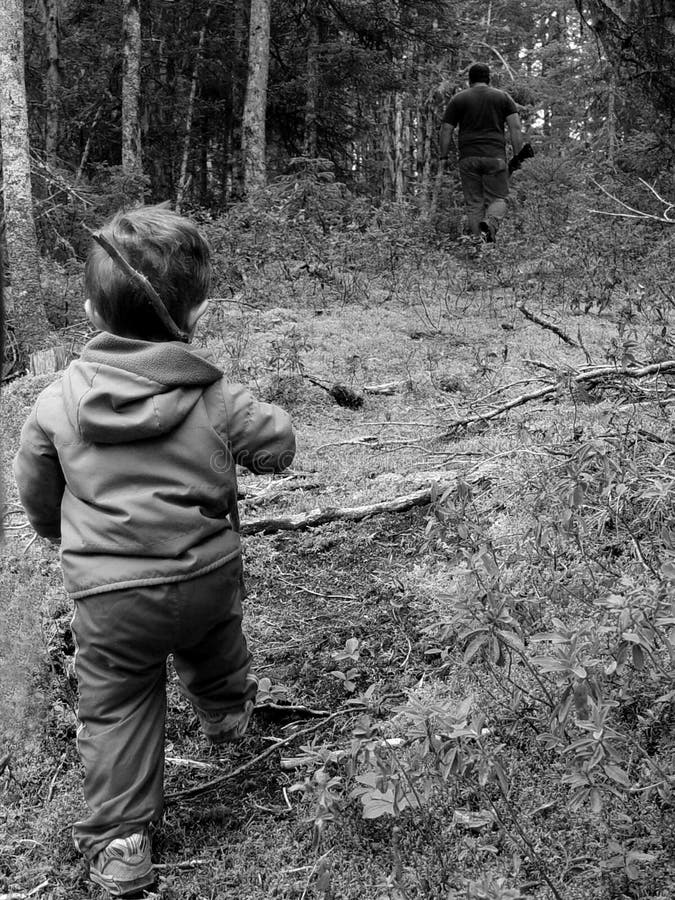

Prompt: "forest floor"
[1,235,674,900]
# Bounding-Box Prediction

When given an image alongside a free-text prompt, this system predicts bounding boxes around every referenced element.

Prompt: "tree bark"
[176,1,213,212]
[242,0,271,195]
[122,0,144,197]
[0,0,49,354]
[240,484,454,535]
[303,6,319,158]
[576,0,675,122]
[40,0,60,162]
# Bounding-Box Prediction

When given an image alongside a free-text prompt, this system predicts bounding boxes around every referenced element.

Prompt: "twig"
[165,708,365,803]
[363,381,406,395]
[315,436,378,451]
[240,479,323,507]
[471,376,551,407]
[276,578,357,601]
[258,702,329,718]
[516,301,579,347]
[22,534,38,554]
[154,858,208,871]
[523,357,562,373]
[84,226,188,342]
[46,752,67,802]
[357,421,441,427]
[590,177,675,224]
[0,882,50,900]
[165,756,220,771]
[300,849,334,900]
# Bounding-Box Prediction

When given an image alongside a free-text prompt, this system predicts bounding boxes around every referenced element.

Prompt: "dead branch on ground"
[442,360,675,435]
[165,707,366,803]
[239,478,324,507]
[516,302,579,348]
[240,482,456,535]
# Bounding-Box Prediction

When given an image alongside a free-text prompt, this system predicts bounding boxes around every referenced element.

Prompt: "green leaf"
[603,763,631,787]
[464,633,487,663]
[632,645,645,670]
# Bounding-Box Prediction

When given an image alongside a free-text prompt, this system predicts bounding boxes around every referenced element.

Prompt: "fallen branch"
[442,360,675,435]
[239,478,324,507]
[240,482,456,535]
[516,302,579,347]
[165,707,365,803]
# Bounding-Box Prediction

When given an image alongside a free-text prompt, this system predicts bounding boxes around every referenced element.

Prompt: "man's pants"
[70,558,255,859]
[458,156,509,237]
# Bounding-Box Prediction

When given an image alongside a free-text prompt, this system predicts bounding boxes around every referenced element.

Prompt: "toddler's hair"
[84,205,211,340]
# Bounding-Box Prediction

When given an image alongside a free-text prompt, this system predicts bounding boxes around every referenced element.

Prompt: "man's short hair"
[85,205,211,340]
[468,63,490,85]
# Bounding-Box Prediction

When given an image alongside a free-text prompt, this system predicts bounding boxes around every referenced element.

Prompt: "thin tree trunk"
[228,0,248,198]
[391,92,404,202]
[40,0,60,163]
[242,0,271,195]
[0,0,50,355]
[176,1,213,212]
[606,67,616,167]
[303,7,319,158]
[122,0,143,197]
[75,105,102,184]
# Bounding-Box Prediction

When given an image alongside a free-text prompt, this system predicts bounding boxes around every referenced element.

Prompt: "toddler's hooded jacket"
[13,333,295,598]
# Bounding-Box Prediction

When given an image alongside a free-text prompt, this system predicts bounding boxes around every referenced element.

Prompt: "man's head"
[468,63,490,85]
[84,205,211,341]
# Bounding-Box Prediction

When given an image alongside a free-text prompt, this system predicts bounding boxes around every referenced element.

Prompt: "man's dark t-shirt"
[443,85,518,159]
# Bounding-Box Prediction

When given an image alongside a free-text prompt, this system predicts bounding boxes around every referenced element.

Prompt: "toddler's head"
[84,205,211,340]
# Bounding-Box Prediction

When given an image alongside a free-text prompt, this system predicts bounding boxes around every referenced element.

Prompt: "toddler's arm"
[13,406,65,540]
[222,384,295,474]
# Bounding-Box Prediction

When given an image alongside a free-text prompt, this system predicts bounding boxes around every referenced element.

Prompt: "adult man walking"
[439,62,525,243]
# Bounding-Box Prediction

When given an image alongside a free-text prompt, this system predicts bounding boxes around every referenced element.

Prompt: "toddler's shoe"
[195,673,258,744]
[89,830,154,897]
[195,697,255,744]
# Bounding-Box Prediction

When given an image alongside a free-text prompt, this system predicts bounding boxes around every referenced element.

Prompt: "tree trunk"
[122,0,143,197]
[40,0,60,163]
[0,0,50,355]
[303,8,319,158]
[576,0,675,123]
[176,1,213,212]
[227,0,248,199]
[606,66,616,167]
[242,0,271,195]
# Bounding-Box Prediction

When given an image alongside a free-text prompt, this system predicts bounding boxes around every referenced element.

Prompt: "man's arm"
[506,113,524,156]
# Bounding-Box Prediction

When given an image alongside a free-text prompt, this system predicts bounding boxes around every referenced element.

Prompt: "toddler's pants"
[70,557,255,859]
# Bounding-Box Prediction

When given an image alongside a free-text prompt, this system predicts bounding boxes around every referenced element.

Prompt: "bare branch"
[590,178,675,224]
[442,360,675,434]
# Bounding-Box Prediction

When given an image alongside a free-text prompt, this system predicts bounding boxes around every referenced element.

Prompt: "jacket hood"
[62,332,223,443]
